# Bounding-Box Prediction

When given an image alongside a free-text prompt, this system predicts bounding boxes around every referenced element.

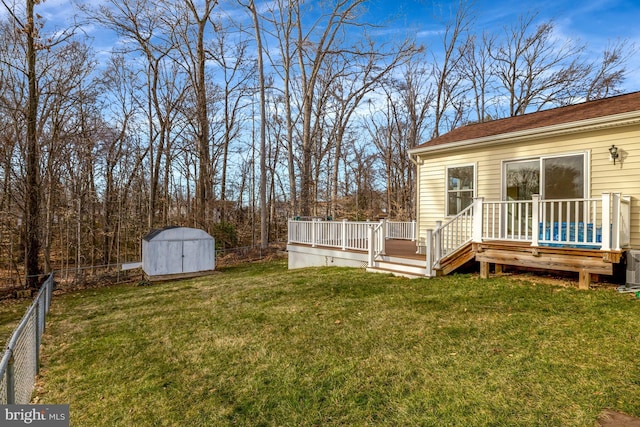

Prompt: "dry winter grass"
[27,259,640,426]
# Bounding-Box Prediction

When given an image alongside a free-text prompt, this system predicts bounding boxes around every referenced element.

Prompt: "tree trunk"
[25,0,41,287]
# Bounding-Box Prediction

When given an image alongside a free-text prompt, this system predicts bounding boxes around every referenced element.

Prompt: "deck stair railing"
[367,222,386,267]
[425,200,478,276]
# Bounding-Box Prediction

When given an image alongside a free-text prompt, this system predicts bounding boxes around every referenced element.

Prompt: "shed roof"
[414,91,640,151]
[143,226,181,241]
[143,226,213,242]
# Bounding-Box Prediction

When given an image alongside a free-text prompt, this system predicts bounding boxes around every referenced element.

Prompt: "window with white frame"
[446,164,475,216]
[503,152,587,201]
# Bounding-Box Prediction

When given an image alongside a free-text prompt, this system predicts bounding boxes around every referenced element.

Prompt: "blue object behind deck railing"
[539,222,602,248]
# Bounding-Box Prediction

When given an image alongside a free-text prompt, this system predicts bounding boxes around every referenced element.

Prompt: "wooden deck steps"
[436,242,475,276]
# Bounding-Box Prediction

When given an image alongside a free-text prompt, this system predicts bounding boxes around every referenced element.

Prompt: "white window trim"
[445,163,477,217]
[501,157,539,201]
[539,151,590,199]
[501,151,590,201]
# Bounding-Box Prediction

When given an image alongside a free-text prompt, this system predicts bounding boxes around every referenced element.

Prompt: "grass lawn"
[0,298,34,342]
[33,259,640,426]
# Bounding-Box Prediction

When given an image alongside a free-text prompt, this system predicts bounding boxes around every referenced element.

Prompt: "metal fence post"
[7,353,15,404]
[35,299,41,375]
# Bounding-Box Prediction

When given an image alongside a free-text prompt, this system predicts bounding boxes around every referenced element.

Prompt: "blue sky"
[5,0,640,92]
[363,0,640,90]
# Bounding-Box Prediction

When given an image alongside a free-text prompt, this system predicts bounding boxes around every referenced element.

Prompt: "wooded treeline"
[0,0,634,285]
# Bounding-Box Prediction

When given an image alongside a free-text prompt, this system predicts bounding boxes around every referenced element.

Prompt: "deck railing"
[482,200,534,241]
[288,194,630,277]
[482,194,630,250]
[288,219,416,253]
[425,193,630,276]
[386,221,416,240]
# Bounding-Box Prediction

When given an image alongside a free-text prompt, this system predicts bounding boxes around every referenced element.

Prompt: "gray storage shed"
[142,226,215,279]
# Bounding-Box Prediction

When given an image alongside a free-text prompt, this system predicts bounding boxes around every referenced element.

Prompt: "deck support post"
[311,219,317,248]
[531,195,540,247]
[472,197,484,243]
[425,229,434,277]
[367,225,375,267]
[479,261,490,279]
[601,193,611,251]
[341,219,347,251]
[379,219,386,255]
[611,193,621,251]
[579,270,591,290]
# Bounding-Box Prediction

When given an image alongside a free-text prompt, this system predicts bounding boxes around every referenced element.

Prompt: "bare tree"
[0,0,74,286]
[94,54,142,265]
[263,0,300,215]
[243,0,268,248]
[168,0,218,229]
[24,0,40,286]
[210,20,256,224]
[490,13,590,116]
[431,0,473,137]
[586,39,636,101]
[90,0,176,229]
[293,0,370,217]
[459,31,497,122]
[326,37,418,217]
[39,40,96,272]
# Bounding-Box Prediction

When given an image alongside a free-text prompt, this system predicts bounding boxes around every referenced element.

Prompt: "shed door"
[182,240,200,273]
[164,240,184,275]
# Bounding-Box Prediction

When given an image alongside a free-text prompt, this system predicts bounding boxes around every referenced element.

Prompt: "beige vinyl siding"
[416,122,640,248]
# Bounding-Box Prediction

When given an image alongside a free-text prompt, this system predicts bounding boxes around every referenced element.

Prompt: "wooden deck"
[473,240,623,289]
[288,238,624,288]
[383,239,424,260]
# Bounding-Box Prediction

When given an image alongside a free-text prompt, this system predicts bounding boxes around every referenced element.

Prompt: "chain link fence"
[0,274,54,404]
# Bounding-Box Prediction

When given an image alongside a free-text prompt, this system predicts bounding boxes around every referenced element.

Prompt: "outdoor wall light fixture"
[609,144,619,165]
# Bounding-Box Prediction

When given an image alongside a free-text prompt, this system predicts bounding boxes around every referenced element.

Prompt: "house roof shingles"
[417,91,640,149]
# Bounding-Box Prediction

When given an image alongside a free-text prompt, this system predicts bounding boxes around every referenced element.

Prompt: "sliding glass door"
[541,154,585,199]
[504,160,540,237]
[504,153,586,201]
[503,153,587,238]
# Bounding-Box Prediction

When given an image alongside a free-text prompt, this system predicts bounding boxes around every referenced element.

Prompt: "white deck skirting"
[287,244,368,270]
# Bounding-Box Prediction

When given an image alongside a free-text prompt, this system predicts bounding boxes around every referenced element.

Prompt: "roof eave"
[408,111,640,157]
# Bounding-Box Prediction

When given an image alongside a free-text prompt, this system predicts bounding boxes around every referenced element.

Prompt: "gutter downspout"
[409,153,424,253]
